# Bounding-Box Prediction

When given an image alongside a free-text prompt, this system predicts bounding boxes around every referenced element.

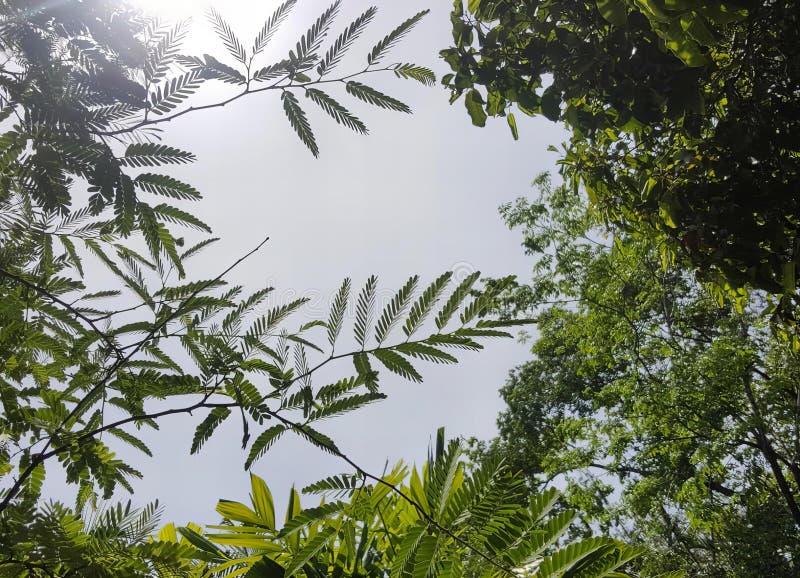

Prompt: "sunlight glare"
[132,0,209,19]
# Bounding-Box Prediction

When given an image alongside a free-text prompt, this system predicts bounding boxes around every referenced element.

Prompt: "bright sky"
[48,0,568,524]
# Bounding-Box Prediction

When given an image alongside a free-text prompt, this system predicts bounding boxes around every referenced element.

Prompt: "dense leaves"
[192,430,641,578]
[0,0,528,535]
[443,0,800,327]
[475,175,800,576]
[0,0,435,236]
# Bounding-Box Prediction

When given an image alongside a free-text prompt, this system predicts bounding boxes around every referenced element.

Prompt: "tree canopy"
[443,0,800,326]
[1,431,643,577]
[0,0,532,537]
[474,175,800,576]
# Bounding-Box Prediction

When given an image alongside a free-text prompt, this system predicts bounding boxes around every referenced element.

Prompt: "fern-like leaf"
[327,277,350,347]
[307,392,386,422]
[317,7,377,76]
[291,424,339,454]
[146,20,189,83]
[284,527,337,577]
[279,501,347,537]
[395,342,457,364]
[253,0,297,56]
[151,203,211,232]
[435,271,479,330]
[354,275,378,348]
[113,175,137,235]
[372,349,422,383]
[302,474,360,496]
[375,275,418,344]
[282,91,318,157]
[391,525,426,578]
[149,70,203,115]
[134,173,201,200]
[108,428,153,457]
[245,425,287,469]
[208,8,247,65]
[293,1,341,65]
[404,272,452,337]
[190,407,232,455]
[120,143,195,167]
[368,10,429,65]
[252,60,290,82]
[197,55,248,84]
[392,63,436,86]
[306,89,367,134]
[346,81,410,113]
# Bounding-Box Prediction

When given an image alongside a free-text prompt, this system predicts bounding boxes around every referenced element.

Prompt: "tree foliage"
[0,431,642,577]
[0,0,537,531]
[442,0,800,327]
[474,175,800,576]
[187,430,642,578]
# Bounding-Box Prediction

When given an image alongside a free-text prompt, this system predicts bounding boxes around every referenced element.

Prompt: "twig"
[0,236,270,514]
[0,266,124,361]
[265,411,519,578]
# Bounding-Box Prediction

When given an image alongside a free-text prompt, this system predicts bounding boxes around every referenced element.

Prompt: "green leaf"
[282,91,319,157]
[294,1,341,64]
[395,342,457,364]
[250,473,276,530]
[291,424,339,454]
[151,203,211,232]
[596,0,627,26]
[390,525,426,578]
[120,143,195,167]
[372,349,422,383]
[327,278,351,348]
[541,86,561,121]
[279,501,347,536]
[404,272,452,337]
[284,526,337,577]
[368,10,429,65]
[354,275,378,347]
[507,112,519,140]
[465,89,487,127]
[108,428,153,457]
[318,7,377,76]
[134,173,201,200]
[346,81,411,113]
[376,275,419,344]
[217,500,268,526]
[302,474,360,496]
[208,8,247,64]
[308,392,385,422]
[191,407,232,454]
[435,271,480,330]
[253,0,297,56]
[306,89,368,134]
[245,425,287,468]
[149,70,203,115]
[178,526,228,558]
[392,63,436,86]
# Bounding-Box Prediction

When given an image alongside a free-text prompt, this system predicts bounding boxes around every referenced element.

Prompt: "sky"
[46,0,568,524]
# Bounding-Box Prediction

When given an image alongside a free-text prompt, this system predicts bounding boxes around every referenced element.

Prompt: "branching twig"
[0,236,270,514]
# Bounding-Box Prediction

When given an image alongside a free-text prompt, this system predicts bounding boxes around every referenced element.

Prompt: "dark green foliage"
[0,500,201,577]
[444,0,800,329]
[0,0,525,540]
[476,175,800,576]
[0,0,434,237]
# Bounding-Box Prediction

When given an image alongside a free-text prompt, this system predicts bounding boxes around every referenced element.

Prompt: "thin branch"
[96,67,398,137]
[264,410,519,578]
[0,236,270,514]
[0,266,124,361]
